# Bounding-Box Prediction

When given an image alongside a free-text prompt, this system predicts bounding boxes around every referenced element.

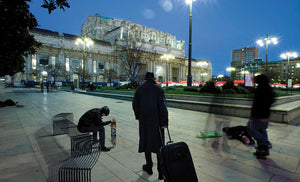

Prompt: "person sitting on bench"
[77,106,116,152]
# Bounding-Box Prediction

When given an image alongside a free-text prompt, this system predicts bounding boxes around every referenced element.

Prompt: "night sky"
[29,0,300,76]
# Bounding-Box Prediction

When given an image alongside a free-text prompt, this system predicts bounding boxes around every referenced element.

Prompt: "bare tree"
[117,40,143,83]
[73,66,92,88]
[46,62,67,83]
[104,69,118,84]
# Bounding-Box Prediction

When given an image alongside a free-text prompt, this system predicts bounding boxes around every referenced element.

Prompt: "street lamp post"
[75,36,93,89]
[186,0,195,86]
[281,51,298,94]
[161,54,175,87]
[257,34,278,74]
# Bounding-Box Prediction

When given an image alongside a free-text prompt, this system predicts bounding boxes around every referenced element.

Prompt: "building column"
[150,60,153,72]
[59,51,65,64]
[169,63,172,81]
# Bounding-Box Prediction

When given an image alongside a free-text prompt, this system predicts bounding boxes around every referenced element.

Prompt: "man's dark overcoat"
[132,80,168,153]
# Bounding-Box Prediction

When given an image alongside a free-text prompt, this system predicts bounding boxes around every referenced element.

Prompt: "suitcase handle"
[159,127,173,146]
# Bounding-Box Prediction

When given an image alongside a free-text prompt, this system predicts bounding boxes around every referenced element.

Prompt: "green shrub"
[116,81,140,89]
[199,80,221,93]
[237,86,247,94]
[183,87,198,92]
[222,88,237,94]
[166,86,176,90]
[222,80,238,93]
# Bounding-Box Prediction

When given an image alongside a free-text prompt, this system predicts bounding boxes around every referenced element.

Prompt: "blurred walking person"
[247,74,275,158]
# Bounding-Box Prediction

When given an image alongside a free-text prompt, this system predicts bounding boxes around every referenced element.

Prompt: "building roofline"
[31,28,111,46]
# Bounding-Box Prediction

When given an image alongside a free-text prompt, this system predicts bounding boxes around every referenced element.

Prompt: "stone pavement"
[0,88,299,182]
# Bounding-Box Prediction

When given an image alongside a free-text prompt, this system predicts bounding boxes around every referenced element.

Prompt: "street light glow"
[75,36,94,89]
[281,51,297,93]
[75,36,94,48]
[197,61,208,67]
[254,73,261,76]
[186,0,195,4]
[226,67,236,72]
[161,54,175,87]
[256,34,278,73]
[281,51,298,59]
[41,71,47,76]
[161,54,175,60]
[75,38,83,45]
[257,35,278,47]
[241,70,250,75]
[271,37,278,44]
[257,39,264,46]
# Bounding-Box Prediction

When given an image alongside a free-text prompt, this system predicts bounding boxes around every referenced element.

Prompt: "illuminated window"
[32,55,36,69]
[93,61,96,73]
[52,56,56,66]
[66,58,70,71]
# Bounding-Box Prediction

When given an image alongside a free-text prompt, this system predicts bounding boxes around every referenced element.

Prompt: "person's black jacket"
[251,81,275,119]
[78,108,111,127]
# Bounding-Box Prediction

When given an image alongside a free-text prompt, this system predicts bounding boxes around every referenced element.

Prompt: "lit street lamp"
[186,0,195,87]
[217,74,224,81]
[161,54,175,87]
[281,51,298,93]
[257,33,278,73]
[197,61,208,67]
[226,67,236,79]
[75,36,94,89]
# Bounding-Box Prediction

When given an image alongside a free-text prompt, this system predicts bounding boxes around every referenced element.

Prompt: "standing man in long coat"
[132,72,168,180]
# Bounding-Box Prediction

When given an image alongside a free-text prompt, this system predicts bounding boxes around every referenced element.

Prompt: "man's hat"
[144,72,155,80]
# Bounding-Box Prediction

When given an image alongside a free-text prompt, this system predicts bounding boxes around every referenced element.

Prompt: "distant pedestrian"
[247,74,275,157]
[46,82,49,92]
[132,72,168,180]
[40,82,44,92]
[77,106,116,152]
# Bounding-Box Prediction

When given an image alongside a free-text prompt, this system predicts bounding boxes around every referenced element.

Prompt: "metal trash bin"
[52,113,73,135]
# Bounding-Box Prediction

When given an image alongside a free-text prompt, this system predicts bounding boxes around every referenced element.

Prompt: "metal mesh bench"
[53,113,101,182]
[58,134,101,182]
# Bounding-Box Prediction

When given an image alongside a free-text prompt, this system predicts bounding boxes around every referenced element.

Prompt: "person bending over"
[77,106,116,152]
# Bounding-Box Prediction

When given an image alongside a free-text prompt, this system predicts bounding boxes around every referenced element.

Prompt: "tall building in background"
[230,47,300,84]
[231,47,258,79]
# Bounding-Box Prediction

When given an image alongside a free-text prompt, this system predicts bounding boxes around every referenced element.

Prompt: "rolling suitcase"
[159,128,198,182]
